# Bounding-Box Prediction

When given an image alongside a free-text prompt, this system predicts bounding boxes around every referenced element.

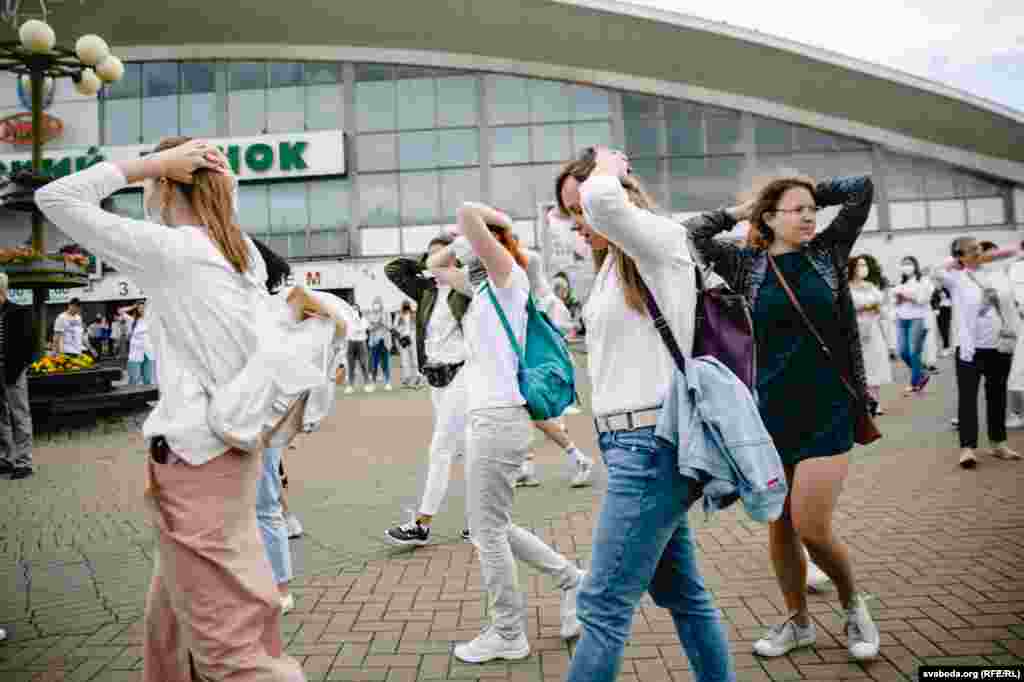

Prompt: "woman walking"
[936,237,1021,468]
[849,256,892,415]
[345,305,372,394]
[122,302,154,385]
[430,202,584,663]
[557,147,735,682]
[366,297,394,390]
[395,301,420,388]
[37,137,310,680]
[891,256,933,394]
[687,172,880,661]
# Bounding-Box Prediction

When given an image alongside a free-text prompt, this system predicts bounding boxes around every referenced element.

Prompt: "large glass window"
[487,75,530,125]
[531,124,571,163]
[490,165,535,218]
[529,80,572,123]
[180,62,218,138]
[491,126,531,165]
[268,62,305,134]
[666,102,703,156]
[400,171,440,225]
[269,181,309,257]
[309,177,351,256]
[438,129,479,167]
[360,173,400,227]
[355,64,395,132]
[440,168,482,221]
[398,130,437,170]
[573,85,611,120]
[437,74,479,127]
[624,117,660,158]
[397,69,436,130]
[704,107,742,154]
[572,121,612,152]
[229,62,267,136]
[669,156,743,211]
[357,134,397,172]
[305,63,343,131]
[104,98,141,145]
[237,184,270,234]
[142,62,179,143]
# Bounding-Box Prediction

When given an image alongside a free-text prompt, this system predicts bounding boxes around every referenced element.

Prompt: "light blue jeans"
[897,317,928,388]
[127,355,154,385]
[567,427,735,682]
[256,446,292,586]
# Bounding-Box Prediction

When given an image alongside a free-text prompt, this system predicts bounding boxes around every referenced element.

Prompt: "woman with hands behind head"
[37,137,310,682]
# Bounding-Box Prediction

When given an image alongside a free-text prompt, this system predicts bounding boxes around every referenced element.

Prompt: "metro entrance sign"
[0,129,346,182]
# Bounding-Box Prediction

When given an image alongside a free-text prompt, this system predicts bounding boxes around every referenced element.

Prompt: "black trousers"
[956,348,1011,449]
[937,307,952,349]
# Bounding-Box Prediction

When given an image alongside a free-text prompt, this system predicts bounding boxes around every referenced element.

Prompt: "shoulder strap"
[642,279,687,374]
[767,254,860,403]
[485,283,526,364]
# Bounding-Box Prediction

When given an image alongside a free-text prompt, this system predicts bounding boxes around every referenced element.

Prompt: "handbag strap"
[485,283,527,365]
[767,254,861,404]
[641,279,687,374]
[963,269,1009,327]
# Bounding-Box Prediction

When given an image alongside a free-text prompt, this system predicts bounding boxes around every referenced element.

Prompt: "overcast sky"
[623,0,1024,115]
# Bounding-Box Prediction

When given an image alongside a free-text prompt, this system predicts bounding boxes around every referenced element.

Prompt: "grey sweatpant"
[466,406,581,638]
[0,369,33,470]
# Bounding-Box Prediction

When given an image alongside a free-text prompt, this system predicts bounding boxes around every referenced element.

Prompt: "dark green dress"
[754,252,853,466]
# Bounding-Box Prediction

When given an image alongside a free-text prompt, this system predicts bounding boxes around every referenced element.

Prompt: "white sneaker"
[991,442,1022,460]
[454,627,530,663]
[515,460,541,487]
[280,593,295,615]
[959,448,977,469]
[805,554,831,593]
[1005,414,1024,430]
[560,572,585,639]
[364,385,375,393]
[344,386,354,395]
[384,383,393,391]
[753,617,816,657]
[846,594,880,660]
[285,513,304,539]
[570,457,594,488]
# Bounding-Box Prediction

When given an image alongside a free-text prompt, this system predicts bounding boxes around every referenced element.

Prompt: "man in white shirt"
[53,298,85,355]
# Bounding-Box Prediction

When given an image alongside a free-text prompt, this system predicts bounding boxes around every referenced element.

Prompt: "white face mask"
[901,264,915,276]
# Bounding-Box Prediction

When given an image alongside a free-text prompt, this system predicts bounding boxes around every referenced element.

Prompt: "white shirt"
[463,265,529,410]
[940,264,1013,362]
[425,285,466,365]
[54,311,84,354]
[581,175,696,417]
[128,317,151,362]
[347,316,368,342]
[36,162,324,465]
[892,277,933,319]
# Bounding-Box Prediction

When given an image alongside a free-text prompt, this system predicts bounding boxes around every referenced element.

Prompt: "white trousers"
[419,369,469,516]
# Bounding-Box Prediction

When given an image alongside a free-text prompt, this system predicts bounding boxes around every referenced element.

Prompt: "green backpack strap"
[484,282,526,365]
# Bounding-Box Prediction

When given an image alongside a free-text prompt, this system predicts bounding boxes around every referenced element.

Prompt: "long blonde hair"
[555,156,655,315]
[153,136,251,274]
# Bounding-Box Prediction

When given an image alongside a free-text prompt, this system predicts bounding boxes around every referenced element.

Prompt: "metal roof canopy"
[34,0,1024,176]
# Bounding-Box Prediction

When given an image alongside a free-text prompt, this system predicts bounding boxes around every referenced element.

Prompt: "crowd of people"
[0,131,1011,682]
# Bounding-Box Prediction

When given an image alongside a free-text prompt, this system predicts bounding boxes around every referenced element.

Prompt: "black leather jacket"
[1,299,35,384]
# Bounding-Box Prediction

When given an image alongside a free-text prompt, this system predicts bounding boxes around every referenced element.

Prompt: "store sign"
[0,112,64,146]
[0,129,346,182]
[8,275,144,306]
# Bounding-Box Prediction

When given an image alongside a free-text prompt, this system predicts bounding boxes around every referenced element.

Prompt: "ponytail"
[153,136,251,274]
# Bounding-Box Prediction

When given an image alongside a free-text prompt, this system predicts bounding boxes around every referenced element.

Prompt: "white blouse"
[36,163,325,465]
[580,175,696,417]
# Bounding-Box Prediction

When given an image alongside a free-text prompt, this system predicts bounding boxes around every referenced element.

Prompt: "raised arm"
[36,140,227,279]
[384,258,429,302]
[684,208,747,289]
[455,202,518,288]
[811,176,874,262]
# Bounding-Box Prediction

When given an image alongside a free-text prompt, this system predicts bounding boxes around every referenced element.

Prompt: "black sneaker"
[461,529,471,542]
[386,521,430,546]
[10,468,34,480]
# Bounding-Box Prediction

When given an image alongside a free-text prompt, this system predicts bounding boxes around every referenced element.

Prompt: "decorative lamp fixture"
[18,18,54,52]
[95,55,123,83]
[74,34,108,65]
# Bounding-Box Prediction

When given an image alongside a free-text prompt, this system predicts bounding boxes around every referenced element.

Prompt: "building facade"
[1,1,1023,317]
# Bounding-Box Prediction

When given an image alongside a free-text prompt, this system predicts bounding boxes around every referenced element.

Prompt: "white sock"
[566,445,584,463]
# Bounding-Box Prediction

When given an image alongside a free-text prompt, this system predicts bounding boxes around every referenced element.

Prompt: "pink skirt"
[143,448,306,682]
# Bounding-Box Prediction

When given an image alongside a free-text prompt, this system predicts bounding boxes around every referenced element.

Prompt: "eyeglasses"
[773,205,820,217]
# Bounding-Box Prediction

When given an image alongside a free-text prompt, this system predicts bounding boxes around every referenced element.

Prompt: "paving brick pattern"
[1,359,1023,680]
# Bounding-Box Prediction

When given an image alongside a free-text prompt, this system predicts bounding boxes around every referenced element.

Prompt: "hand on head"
[152,139,230,184]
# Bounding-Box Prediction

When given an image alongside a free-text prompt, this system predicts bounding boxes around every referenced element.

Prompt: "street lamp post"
[0,19,121,353]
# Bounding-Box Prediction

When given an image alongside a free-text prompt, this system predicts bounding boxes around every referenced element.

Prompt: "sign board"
[0,129,346,182]
[0,112,64,146]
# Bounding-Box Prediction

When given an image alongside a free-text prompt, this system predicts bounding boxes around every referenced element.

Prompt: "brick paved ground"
[2,355,1023,681]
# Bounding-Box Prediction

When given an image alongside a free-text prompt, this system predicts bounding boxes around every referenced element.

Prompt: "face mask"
[901,264,915,276]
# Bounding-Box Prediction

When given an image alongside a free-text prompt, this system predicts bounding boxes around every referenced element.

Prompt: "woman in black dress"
[686,174,880,662]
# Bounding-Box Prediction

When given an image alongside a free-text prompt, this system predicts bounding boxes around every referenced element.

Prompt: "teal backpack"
[485,284,576,421]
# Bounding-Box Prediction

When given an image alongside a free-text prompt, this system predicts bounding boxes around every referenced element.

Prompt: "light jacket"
[655,355,787,523]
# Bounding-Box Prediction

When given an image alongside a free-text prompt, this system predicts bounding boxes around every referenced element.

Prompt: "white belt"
[593,407,661,434]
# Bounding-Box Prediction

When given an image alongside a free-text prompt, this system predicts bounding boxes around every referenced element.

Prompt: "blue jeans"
[370,340,391,384]
[255,446,292,585]
[127,355,154,385]
[897,318,928,387]
[566,427,734,682]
